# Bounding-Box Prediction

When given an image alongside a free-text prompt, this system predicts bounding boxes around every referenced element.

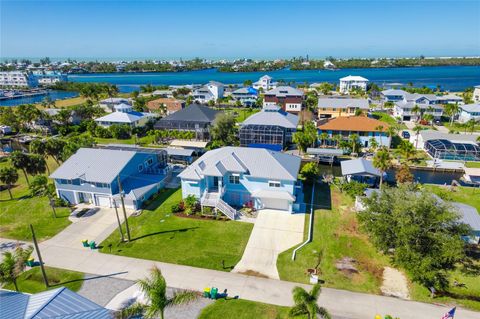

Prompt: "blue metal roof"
[0,288,112,319]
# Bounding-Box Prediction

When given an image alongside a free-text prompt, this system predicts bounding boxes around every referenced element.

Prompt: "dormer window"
[229,174,240,184]
[269,181,281,188]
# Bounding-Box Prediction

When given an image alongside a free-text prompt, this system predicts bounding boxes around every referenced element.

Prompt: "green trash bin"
[89,241,96,249]
[210,287,218,299]
[203,288,210,298]
[82,240,89,247]
[26,257,34,267]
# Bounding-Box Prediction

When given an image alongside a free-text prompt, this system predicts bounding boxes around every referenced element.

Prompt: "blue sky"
[1,0,479,59]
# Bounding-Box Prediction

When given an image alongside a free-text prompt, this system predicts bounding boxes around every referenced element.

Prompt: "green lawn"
[443,122,480,133]
[199,299,306,319]
[277,183,389,294]
[100,188,254,271]
[222,107,260,123]
[465,162,480,168]
[390,148,430,166]
[94,134,156,146]
[423,184,480,213]
[0,158,72,241]
[372,112,407,130]
[4,267,84,293]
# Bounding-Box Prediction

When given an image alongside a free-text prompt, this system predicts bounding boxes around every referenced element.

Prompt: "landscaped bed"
[100,188,254,271]
[4,266,84,293]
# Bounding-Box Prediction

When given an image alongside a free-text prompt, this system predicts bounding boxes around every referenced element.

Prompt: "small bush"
[203,206,213,215]
[340,180,367,198]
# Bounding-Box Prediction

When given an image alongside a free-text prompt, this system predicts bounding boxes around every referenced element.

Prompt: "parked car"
[401,131,410,139]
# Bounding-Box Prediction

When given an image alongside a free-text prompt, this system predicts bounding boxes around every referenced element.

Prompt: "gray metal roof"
[50,148,136,183]
[460,103,480,113]
[451,202,480,231]
[0,288,111,319]
[156,104,220,123]
[340,158,381,177]
[381,89,407,96]
[317,98,369,109]
[178,146,301,181]
[241,107,299,129]
[265,86,304,97]
[307,148,344,156]
[419,130,479,143]
[165,147,195,156]
[95,111,156,124]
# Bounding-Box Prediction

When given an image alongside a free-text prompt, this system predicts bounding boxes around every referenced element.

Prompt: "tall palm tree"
[120,267,198,319]
[374,125,384,147]
[0,246,33,291]
[398,140,416,163]
[349,134,360,154]
[0,167,19,200]
[466,119,476,135]
[289,284,330,319]
[413,125,423,149]
[411,104,420,122]
[319,132,329,148]
[444,102,460,126]
[373,147,392,189]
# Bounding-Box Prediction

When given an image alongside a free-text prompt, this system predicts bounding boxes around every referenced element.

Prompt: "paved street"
[233,210,305,279]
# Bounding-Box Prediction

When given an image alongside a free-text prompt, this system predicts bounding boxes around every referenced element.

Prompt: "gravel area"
[77,273,135,306]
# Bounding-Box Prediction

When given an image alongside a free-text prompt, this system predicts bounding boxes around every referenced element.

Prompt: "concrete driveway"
[42,206,134,248]
[233,209,305,279]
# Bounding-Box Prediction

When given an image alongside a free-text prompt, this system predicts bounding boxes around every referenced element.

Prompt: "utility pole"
[117,175,131,241]
[30,224,49,288]
[48,197,57,218]
[112,199,125,242]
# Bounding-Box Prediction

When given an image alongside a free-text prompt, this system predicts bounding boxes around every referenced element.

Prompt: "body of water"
[0,90,78,107]
[68,66,480,93]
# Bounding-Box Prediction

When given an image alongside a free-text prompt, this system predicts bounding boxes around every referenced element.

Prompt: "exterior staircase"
[201,191,238,220]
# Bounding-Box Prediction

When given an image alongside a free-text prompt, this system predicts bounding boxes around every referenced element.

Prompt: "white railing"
[216,198,237,220]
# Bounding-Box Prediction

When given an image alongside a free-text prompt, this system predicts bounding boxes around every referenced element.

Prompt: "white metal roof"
[241,106,299,129]
[341,158,381,176]
[340,75,369,82]
[317,98,369,109]
[251,189,295,201]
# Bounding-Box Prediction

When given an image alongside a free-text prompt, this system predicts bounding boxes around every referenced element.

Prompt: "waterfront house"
[393,100,443,121]
[339,75,368,94]
[99,97,132,112]
[151,89,174,98]
[0,71,38,88]
[436,94,463,105]
[381,89,409,102]
[253,75,277,91]
[317,116,391,148]
[457,103,480,123]
[341,158,381,186]
[178,146,304,216]
[474,85,480,103]
[50,146,169,209]
[44,108,82,125]
[231,87,258,106]
[412,130,480,161]
[147,97,185,115]
[263,86,304,114]
[317,97,369,118]
[95,103,157,128]
[32,70,67,86]
[154,104,220,140]
[192,81,224,103]
[0,287,111,319]
[239,105,299,151]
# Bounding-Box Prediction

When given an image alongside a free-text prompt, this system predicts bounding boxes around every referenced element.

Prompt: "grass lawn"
[199,299,306,319]
[423,184,480,213]
[100,188,254,271]
[277,183,389,294]
[222,107,260,123]
[372,112,407,130]
[4,266,84,293]
[465,162,480,168]
[94,135,157,147]
[443,122,480,133]
[390,148,430,167]
[0,158,71,241]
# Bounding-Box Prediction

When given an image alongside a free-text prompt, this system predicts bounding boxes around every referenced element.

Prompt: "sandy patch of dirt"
[381,267,410,299]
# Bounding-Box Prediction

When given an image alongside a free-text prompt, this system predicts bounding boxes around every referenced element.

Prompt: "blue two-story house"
[50,146,169,209]
[178,147,304,217]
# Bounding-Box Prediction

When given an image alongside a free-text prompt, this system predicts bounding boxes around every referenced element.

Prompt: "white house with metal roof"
[192,81,224,103]
[341,158,382,186]
[50,147,168,209]
[458,103,480,123]
[253,75,277,91]
[178,147,304,216]
[339,75,368,94]
[95,103,158,128]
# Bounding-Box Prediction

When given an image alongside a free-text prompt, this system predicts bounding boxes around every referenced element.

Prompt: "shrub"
[203,206,213,215]
[340,180,367,198]
[171,202,182,213]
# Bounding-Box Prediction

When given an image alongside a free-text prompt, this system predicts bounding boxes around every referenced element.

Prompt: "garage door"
[96,195,111,207]
[261,198,289,211]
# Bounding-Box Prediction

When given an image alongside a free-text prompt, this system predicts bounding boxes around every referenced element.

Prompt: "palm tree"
[466,119,476,135]
[368,137,379,153]
[120,267,198,319]
[411,104,420,122]
[349,134,360,155]
[413,125,422,149]
[444,102,460,126]
[0,246,33,291]
[373,147,392,189]
[423,113,434,127]
[374,125,384,147]
[398,140,416,163]
[0,167,19,199]
[10,151,31,185]
[319,132,329,148]
[289,284,330,319]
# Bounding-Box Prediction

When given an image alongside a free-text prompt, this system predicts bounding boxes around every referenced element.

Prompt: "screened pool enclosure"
[425,139,480,161]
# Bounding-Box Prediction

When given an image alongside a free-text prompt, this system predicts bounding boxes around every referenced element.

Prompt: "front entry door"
[213,177,219,188]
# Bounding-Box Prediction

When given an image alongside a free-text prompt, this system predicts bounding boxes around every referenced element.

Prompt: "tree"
[45,138,66,164]
[243,79,253,86]
[466,119,476,134]
[317,82,333,95]
[305,93,318,112]
[318,132,329,147]
[398,140,416,163]
[358,185,471,290]
[372,147,392,188]
[110,124,132,139]
[10,151,31,185]
[0,246,34,291]
[25,154,47,177]
[349,134,360,154]
[300,162,320,183]
[293,122,318,153]
[368,138,379,153]
[423,113,434,127]
[210,113,238,147]
[0,167,19,199]
[411,104,421,121]
[29,175,52,197]
[16,104,41,130]
[289,284,330,319]
[395,163,414,184]
[413,125,422,148]
[120,267,198,319]
[444,103,460,125]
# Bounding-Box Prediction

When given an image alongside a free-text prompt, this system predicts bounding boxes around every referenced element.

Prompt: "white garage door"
[96,195,111,207]
[261,198,289,211]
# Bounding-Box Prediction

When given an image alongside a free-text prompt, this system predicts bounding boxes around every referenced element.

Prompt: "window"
[269,181,281,188]
[229,175,240,184]
[138,164,144,172]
